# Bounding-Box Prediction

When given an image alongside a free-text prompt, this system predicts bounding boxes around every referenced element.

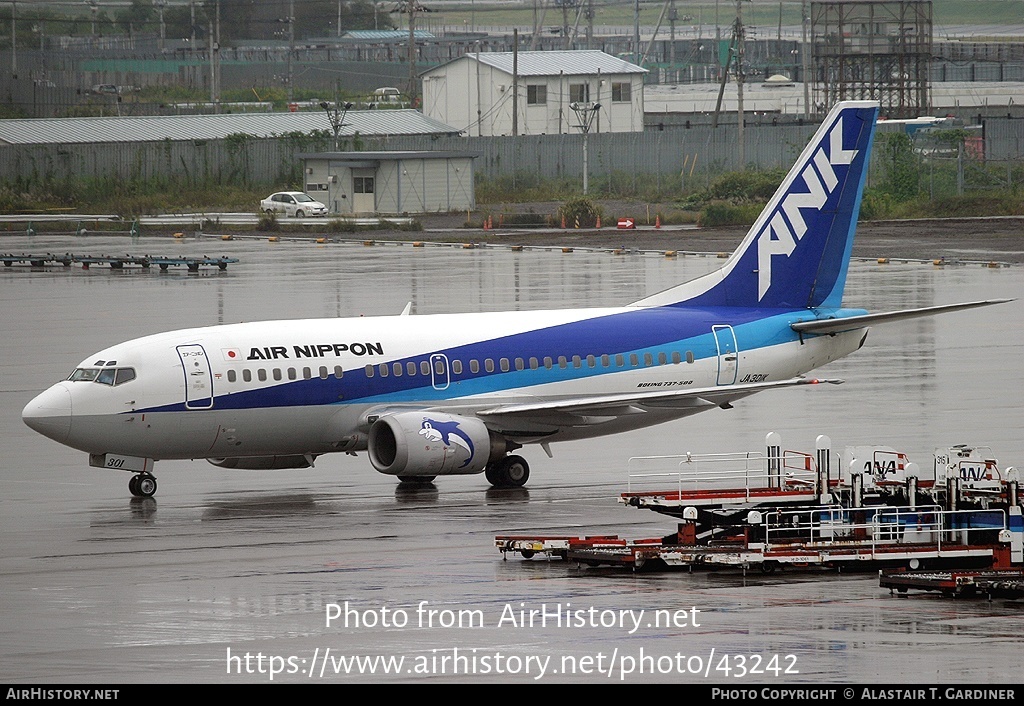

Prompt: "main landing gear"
[128,472,157,498]
[485,455,530,488]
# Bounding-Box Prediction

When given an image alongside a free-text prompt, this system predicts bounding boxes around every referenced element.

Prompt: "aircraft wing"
[791,299,1013,335]
[474,377,842,426]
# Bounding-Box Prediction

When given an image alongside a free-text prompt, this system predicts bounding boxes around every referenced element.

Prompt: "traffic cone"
[561,215,566,229]
[483,216,490,231]
[595,215,602,229]
[655,214,661,229]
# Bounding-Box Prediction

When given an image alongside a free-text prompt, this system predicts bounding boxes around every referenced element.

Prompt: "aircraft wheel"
[504,455,529,486]
[136,473,157,498]
[488,455,529,488]
[128,474,141,496]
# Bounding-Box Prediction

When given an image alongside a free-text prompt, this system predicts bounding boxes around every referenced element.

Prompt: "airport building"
[298,151,477,215]
[420,50,647,136]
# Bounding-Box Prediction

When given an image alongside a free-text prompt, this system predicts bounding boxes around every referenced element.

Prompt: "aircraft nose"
[22,383,73,444]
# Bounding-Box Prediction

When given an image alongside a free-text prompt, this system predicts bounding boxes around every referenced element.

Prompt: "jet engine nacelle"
[368,411,501,477]
[208,455,315,470]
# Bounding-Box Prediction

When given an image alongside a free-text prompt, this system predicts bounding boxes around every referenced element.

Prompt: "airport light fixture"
[570,101,601,195]
[319,100,354,151]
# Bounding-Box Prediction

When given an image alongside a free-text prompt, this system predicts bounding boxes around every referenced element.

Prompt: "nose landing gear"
[128,472,157,498]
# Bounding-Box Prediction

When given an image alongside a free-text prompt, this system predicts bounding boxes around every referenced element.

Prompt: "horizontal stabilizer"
[791,299,1014,335]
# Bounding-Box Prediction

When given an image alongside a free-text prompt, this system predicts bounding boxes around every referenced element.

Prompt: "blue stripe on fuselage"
[135,306,853,414]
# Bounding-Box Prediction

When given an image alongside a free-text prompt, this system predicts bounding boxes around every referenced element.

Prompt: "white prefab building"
[299,151,477,215]
[421,50,647,136]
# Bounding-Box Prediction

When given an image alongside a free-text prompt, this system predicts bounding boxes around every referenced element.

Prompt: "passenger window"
[587,355,596,368]
[629,354,639,367]
[434,359,445,375]
[379,364,389,377]
[686,351,695,364]
[515,358,524,371]
[616,354,625,367]
[644,353,653,366]
[421,361,431,375]
[572,355,582,368]
[287,367,297,380]
[243,369,252,382]
[365,364,374,377]
[258,369,267,382]
[452,360,463,374]
[601,354,610,367]
[543,357,553,369]
[334,366,343,378]
[273,368,283,381]
[558,356,568,369]
[227,369,237,383]
[393,362,403,377]
[304,367,312,379]
[484,359,494,373]
[115,368,136,385]
[320,366,330,379]
[658,352,667,365]
[407,362,417,376]
[470,360,480,374]
[529,357,539,370]
[500,358,510,372]
[672,352,681,364]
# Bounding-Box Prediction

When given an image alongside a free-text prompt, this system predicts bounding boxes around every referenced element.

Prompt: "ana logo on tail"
[757,116,859,300]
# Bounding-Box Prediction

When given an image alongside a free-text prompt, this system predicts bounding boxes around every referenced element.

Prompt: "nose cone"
[23,383,73,444]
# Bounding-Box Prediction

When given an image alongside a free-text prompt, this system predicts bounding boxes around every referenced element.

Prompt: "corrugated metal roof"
[342,30,435,40]
[426,50,647,78]
[0,110,460,146]
[298,150,479,160]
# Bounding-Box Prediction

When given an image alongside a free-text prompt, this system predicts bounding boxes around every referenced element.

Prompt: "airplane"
[22,100,1011,498]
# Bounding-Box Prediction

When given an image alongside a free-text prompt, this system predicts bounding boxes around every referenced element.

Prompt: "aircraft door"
[712,325,739,385]
[177,344,214,409]
[430,354,450,390]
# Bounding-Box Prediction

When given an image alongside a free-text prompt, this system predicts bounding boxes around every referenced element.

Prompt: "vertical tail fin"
[632,100,880,310]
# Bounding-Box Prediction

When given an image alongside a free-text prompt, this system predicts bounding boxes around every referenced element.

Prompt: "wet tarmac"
[1,234,1022,684]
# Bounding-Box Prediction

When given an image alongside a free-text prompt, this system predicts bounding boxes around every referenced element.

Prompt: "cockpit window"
[68,367,137,386]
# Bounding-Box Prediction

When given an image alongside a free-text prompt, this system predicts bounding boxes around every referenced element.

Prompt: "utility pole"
[157,0,167,52]
[215,0,221,112]
[586,0,593,49]
[736,0,745,167]
[408,0,416,102]
[288,0,295,103]
[633,0,640,66]
[512,28,518,136]
[10,1,15,78]
[802,0,811,119]
[669,0,677,73]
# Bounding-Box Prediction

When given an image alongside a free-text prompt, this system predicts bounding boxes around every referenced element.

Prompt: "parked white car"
[260,191,328,218]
